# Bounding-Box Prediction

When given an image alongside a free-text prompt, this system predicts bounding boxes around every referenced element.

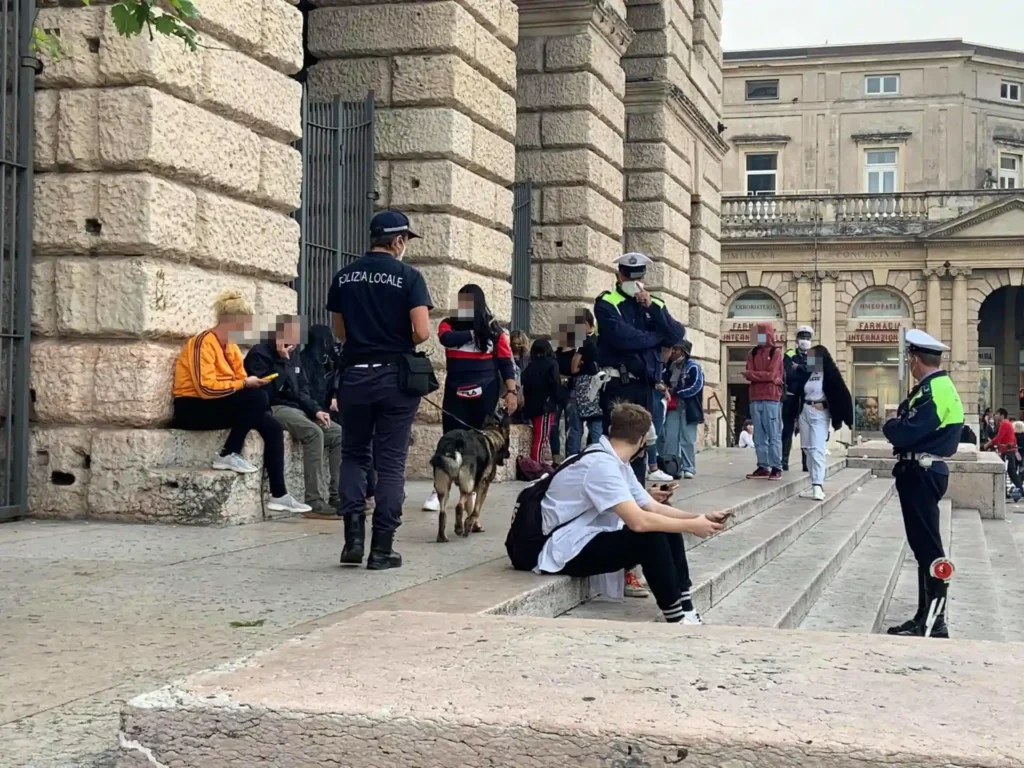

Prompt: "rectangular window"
[745,79,779,101]
[745,153,778,195]
[1000,153,1021,189]
[864,149,898,194]
[865,74,900,95]
[1001,81,1021,102]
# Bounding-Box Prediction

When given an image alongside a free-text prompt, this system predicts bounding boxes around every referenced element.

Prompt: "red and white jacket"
[438,318,515,388]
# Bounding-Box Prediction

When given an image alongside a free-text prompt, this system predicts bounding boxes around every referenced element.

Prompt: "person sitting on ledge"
[245,316,344,520]
[534,402,726,625]
[171,290,311,515]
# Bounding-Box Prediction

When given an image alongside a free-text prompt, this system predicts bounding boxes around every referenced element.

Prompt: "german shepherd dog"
[429,414,511,543]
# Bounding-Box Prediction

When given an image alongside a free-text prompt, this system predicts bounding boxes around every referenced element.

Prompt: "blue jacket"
[593,288,685,384]
[667,358,705,424]
[883,370,964,475]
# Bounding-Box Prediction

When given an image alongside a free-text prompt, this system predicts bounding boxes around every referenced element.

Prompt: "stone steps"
[949,509,1008,642]
[563,467,872,622]
[799,498,908,634]
[983,515,1024,641]
[116,612,1024,768]
[707,477,895,629]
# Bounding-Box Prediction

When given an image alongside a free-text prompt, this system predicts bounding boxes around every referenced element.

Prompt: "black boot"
[366,529,402,571]
[339,514,366,565]
[887,566,927,635]
[922,576,949,638]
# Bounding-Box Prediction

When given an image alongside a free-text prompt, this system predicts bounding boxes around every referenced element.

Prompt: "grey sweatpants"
[271,405,342,506]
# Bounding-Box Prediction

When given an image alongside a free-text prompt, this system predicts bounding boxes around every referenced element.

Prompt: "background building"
[719,39,1024,442]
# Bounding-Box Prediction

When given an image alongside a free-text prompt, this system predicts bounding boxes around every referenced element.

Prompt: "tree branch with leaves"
[34,0,200,59]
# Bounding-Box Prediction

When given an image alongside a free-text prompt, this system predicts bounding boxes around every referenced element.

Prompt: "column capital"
[792,270,815,282]
[949,266,972,279]
[517,0,634,54]
[818,270,841,282]
[922,266,947,280]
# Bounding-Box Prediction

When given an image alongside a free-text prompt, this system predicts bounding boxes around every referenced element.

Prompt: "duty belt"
[602,366,639,384]
[897,452,936,468]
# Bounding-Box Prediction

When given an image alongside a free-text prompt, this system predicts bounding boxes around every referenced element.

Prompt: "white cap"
[615,252,654,276]
[906,328,948,353]
[797,325,814,337]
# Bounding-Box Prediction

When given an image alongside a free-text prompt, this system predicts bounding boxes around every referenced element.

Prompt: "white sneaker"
[648,469,674,483]
[800,485,826,501]
[267,494,312,514]
[212,453,258,474]
[683,471,695,480]
[422,490,440,513]
[681,610,704,625]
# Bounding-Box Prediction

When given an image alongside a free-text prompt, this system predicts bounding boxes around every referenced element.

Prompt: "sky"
[722,0,1024,53]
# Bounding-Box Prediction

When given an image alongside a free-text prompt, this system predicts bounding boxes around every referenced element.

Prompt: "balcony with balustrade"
[721,189,1022,240]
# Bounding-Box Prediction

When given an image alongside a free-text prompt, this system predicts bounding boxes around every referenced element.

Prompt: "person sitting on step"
[534,403,725,625]
[245,315,344,520]
[171,291,311,515]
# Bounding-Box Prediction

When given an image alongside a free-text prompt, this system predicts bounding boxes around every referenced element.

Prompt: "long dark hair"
[529,338,553,360]
[457,283,498,352]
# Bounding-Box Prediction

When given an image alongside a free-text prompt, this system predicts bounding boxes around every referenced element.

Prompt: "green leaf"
[168,0,200,19]
[110,3,144,37]
[152,14,178,37]
[229,619,266,628]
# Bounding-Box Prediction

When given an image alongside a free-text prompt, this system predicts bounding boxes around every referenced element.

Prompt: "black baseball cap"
[369,210,419,239]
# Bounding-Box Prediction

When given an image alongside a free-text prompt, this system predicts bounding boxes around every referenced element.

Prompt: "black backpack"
[505,447,600,572]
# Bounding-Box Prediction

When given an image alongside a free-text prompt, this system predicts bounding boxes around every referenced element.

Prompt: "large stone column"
[621,0,728,443]
[795,271,812,330]
[951,268,970,364]
[30,3,305,523]
[820,273,838,353]
[307,1,520,475]
[949,267,976,425]
[515,0,632,335]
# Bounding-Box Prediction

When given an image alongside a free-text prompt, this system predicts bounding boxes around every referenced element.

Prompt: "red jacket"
[991,419,1018,455]
[742,322,784,402]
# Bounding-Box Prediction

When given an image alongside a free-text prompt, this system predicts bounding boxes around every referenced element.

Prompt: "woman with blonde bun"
[171,290,311,514]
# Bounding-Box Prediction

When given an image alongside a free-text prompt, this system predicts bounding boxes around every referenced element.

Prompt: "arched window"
[727,290,784,320]
[850,288,910,319]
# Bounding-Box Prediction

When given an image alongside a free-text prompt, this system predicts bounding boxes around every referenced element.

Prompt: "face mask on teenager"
[457,306,474,320]
[620,280,643,298]
[797,338,812,352]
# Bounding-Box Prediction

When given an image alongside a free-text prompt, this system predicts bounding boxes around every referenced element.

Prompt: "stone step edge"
[692,468,874,613]
[707,479,896,630]
[800,499,908,634]
[981,516,1024,640]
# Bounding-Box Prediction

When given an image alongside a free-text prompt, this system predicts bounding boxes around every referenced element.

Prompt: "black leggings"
[441,378,499,434]
[560,529,691,611]
[173,388,287,497]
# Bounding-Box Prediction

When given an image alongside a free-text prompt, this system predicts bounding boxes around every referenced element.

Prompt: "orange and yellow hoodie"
[172,330,247,400]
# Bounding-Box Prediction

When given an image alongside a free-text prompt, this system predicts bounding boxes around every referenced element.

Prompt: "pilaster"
[820,272,839,353]
[923,266,946,342]
[794,271,813,329]
[515,0,632,335]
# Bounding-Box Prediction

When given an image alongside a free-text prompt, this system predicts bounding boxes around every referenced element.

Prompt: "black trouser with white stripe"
[560,529,692,621]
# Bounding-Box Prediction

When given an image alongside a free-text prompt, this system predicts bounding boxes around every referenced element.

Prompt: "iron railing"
[1,0,36,521]
[511,181,532,333]
[294,92,376,329]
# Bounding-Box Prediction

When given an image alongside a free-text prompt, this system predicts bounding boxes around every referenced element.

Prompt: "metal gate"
[511,181,533,333]
[293,92,376,328]
[1,0,36,522]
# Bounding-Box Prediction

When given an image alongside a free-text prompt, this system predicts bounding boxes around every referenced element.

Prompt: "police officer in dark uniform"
[883,329,964,638]
[594,252,685,483]
[327,210,433,571]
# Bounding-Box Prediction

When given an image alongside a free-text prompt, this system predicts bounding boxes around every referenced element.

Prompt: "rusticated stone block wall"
[305,0,520,476]
[29,0,306,521]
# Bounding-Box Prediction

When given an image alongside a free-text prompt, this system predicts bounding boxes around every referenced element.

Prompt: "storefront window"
[851,289,909,319]
[727,290,783,320]
[853,347,900,436]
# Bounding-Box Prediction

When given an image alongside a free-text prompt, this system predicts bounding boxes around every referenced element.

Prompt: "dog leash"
[420,394,508,435]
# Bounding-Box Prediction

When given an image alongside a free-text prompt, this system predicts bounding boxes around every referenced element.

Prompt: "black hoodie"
[300,325,341,410]
[244,341,321,419]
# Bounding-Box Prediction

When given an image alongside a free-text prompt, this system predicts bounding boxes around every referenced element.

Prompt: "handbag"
[572,374,602,420]
[398,352,439,397]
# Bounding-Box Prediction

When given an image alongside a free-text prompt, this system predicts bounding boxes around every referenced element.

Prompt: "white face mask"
[620,280,643,298]
[395,238,407,261]
[457,308,473,320]
[797,339,812,351]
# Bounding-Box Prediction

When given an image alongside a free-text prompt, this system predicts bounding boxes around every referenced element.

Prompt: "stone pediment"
[920,195,1024,240]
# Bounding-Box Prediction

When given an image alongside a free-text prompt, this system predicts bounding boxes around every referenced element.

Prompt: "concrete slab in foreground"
[117,612,1024,768]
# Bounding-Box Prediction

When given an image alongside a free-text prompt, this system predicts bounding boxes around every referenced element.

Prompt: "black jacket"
[244,342,321,419]
[300,325,341,410]
[521,357,562,418]
[785,345,853,431]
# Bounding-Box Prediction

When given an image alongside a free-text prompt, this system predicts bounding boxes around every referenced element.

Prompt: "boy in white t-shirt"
[536,403,726,624]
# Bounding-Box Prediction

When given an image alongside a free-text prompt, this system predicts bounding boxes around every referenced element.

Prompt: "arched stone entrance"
[976,284,1024,419]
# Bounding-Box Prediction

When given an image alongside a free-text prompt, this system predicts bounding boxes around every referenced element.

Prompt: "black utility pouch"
[398,352,439,396]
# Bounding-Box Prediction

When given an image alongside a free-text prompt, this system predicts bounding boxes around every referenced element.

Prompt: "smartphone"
[262,373,279,382]
[659,482,679,492]
[717,511,734,522]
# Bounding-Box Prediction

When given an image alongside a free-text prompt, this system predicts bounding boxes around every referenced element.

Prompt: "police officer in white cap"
[782,325,815,472]
[594,252,685,484]
[884,329,964,638]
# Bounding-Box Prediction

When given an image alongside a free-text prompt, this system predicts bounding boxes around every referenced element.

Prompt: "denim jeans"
[750,399,783,471]
[660,408,699,475]
[566,402,604,456]
[647,394,666,467]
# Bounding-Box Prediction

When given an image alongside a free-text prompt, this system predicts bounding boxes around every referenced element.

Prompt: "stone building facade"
[719,40,1024,443]
[26,0,727,523]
